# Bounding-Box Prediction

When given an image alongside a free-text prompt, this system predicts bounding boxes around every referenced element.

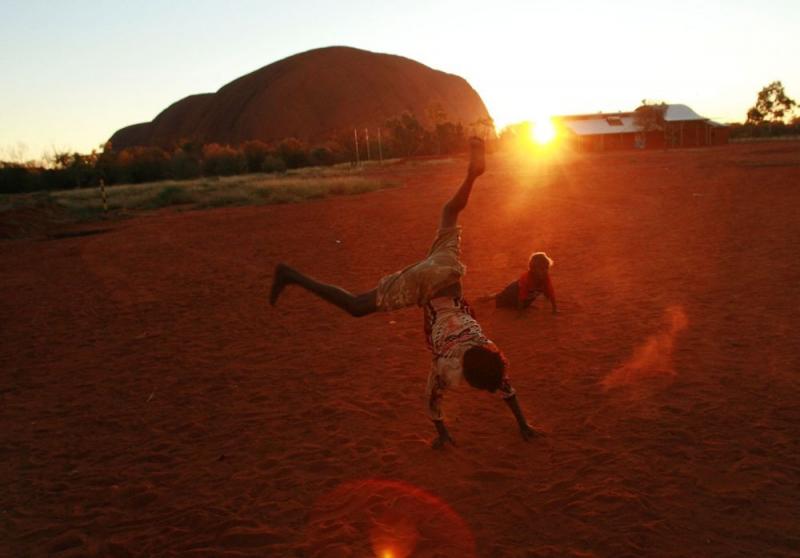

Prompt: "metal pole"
[377,128,383,164]
[353,128,360,166]
[364,128,370,161]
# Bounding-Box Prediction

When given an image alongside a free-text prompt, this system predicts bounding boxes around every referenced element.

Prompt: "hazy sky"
[1,0,798,160]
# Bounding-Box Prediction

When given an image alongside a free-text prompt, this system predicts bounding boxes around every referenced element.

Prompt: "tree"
[435,121,466,154]
[634,100,667,132]
[426,102,448,155]
[386,112,425,157]
[470,116,495,140]
[51,150,100,188]
[746,81,796,125]
[498,121,533,149]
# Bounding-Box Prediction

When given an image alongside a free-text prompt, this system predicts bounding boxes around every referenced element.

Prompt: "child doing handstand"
[269,138,541,449]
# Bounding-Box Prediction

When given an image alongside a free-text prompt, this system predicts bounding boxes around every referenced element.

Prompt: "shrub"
[0,164,43,194]
[202,143,246,176]
[95,149,121,185]
[170,149,202,180]
[310,146,335,167]
[276,138,309,169]
[116,147,170,183]
[148,185,193,208]
[241,140,271,173]
[262,155,287,174]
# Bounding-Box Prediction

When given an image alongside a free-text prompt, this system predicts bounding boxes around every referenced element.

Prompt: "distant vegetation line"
[0,112,491,195]
[728,122,800,140]
[0,171,398,222]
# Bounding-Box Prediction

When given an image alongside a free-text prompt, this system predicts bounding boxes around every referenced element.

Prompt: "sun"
[531,118,556,144]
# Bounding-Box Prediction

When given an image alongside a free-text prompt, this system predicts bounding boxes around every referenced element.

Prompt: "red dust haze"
[602,306,689,389]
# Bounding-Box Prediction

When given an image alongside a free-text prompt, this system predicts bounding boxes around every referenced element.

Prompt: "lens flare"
[307,479,476,557]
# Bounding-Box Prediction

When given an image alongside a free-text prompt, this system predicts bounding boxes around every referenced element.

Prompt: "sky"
[1,0,798,161]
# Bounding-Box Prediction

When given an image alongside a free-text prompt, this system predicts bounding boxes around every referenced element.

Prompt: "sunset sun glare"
[531,118,556,144]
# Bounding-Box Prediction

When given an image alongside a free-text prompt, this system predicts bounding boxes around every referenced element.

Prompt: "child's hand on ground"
[432,431,456,449]
[519,423,545,441]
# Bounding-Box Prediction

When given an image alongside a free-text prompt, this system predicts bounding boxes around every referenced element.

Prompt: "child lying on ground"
[484,252,557,313]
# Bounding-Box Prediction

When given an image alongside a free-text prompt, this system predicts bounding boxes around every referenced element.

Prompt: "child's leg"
[270,263,377,317]
[439,138,485,229]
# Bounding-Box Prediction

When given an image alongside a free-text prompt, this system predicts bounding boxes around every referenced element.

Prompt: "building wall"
[566,121,728,151]
[711,125,730,145]
[569,130,663,151]
[665,121,729,148]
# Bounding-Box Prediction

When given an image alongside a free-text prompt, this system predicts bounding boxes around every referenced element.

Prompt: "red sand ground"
[2,142,799,557]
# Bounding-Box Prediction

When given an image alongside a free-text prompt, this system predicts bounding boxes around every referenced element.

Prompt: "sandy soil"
[2,142,799,557]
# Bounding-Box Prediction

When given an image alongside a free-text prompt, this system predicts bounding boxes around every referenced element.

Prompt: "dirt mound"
[110,46,491,150]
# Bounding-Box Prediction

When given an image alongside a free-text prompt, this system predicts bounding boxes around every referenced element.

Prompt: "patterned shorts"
[375,227,465,311]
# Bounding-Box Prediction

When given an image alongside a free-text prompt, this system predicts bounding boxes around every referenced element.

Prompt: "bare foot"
[468,137,485,178]
[269,263,291,306]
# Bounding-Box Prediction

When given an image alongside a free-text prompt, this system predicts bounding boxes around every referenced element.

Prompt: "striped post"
[100,179,107,212]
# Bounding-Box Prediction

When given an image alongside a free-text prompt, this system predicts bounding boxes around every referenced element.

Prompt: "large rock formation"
[109,46,492,150]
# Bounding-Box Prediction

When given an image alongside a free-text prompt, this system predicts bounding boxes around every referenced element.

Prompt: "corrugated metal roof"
[560,115,641,136]
[663,104,706,122]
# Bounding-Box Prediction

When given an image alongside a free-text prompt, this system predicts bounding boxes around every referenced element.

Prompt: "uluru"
[109,46,492,150]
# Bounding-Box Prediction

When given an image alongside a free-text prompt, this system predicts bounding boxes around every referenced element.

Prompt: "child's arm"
[504,394,542,441]
[432,419,456,449]
[545,276,558,314]
[427,368,456,449]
